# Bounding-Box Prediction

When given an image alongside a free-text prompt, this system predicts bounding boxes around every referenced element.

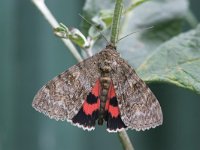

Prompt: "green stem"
[118,130,134,150]
[110,0,135,150]
[110,0,123,45]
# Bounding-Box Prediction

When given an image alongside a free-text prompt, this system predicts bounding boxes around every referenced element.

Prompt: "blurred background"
[1,0,200,150]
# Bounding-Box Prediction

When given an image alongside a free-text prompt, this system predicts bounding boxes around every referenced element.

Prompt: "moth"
[32,44,163,132]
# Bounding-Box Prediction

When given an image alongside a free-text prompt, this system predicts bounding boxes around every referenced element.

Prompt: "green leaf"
[69,28,89,48]
[82,0,189,67]
[124,0,148,14]
[54,23,89,48]
[137,24,200,94]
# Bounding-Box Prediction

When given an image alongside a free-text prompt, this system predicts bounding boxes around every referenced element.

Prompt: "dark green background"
[1,0,200,150]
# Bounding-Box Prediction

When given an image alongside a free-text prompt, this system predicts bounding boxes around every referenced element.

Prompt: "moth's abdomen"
[98,61,111,125]
[98,77,111,124]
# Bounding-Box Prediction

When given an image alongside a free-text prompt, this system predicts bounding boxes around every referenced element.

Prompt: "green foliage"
[83,0,148,39]
[137,25,200,94]
[54,23,89,48]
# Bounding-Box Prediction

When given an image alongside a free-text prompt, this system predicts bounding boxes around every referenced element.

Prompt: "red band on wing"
[106,81,120,118]
[91,80,100,97]
[83,80,100,115]
[105,81,127,131]
[108,105,119,118]
[83,99,100,115]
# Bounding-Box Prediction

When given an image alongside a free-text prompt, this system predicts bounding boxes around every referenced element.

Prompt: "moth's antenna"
[79,14,109,44]
[117,26,154,42]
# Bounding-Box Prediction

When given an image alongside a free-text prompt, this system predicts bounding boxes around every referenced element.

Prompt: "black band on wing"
[109,97,118,106]
[86,92,98,104]
[106,113,126,131]
[105,96,127,131]
[72,108,98,128]
[72,92,99,129]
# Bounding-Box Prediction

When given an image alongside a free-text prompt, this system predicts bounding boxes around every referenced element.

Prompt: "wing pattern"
[32,45,163,131]
[32,53,101,122]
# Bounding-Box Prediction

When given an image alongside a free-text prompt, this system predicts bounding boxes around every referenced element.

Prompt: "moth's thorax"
[105,43,116,50]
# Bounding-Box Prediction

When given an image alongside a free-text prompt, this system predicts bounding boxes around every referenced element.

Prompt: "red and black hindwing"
[72,79,126,132]
[72,80,100,130]
[105,81,126,132]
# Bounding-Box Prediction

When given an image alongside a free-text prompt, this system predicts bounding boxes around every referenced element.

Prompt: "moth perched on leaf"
[32,44,163,132]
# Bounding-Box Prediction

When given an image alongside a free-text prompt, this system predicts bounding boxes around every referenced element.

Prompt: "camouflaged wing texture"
[32,52,101,122]
[32,44,163,131]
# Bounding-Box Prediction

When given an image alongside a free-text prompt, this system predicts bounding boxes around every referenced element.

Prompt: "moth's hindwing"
[109,51,163,131]
[32,52,101,127]
[105,81,127,132]
[72,80,100,131]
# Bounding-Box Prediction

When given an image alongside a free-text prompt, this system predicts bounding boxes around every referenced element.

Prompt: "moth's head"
[106,43,116,50]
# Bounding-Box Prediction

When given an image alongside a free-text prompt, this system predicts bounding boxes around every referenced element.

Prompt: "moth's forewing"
[32,52,101,123]
[109,49,163,131]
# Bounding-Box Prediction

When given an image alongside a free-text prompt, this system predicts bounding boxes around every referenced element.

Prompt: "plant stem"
[118,130,134,150]
[110,0,135,150]
[110,0,123,45]
[31,0,83,62]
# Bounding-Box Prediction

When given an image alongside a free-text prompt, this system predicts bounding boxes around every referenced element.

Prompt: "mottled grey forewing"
[111,54,163,131]
[32,53,101,122]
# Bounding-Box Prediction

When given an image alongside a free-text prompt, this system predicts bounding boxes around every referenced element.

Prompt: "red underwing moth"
[32,44,163,132]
